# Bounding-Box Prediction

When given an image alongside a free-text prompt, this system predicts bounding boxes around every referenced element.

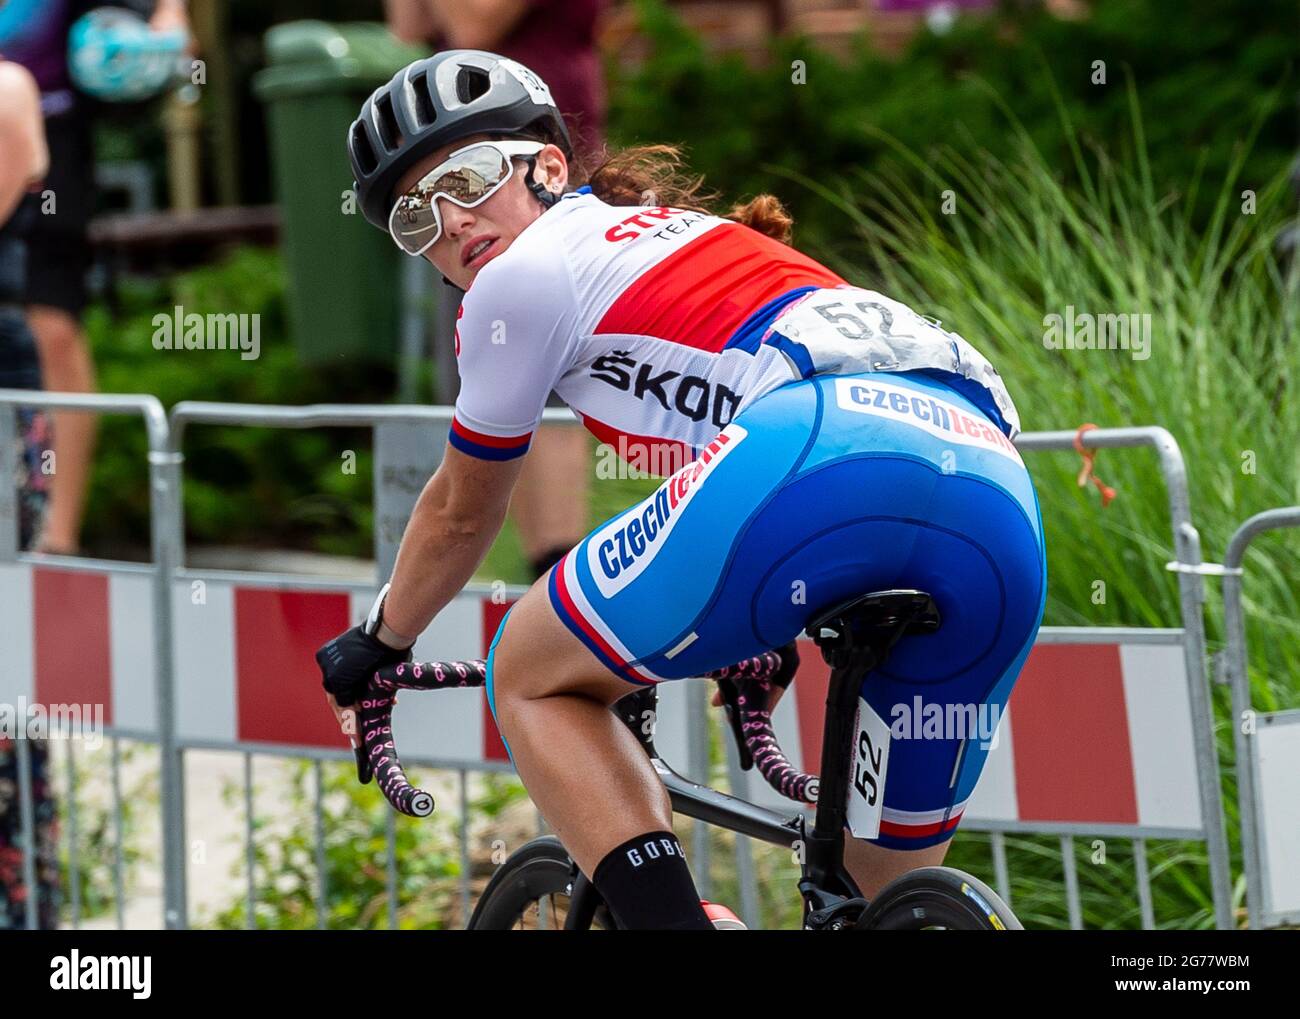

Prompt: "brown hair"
[571,143,795,244]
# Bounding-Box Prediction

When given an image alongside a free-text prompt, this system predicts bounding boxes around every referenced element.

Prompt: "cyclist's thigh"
[546,377,821,685]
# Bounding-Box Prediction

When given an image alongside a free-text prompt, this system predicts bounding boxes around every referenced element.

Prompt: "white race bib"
[846,695,891,840]
[771,287,1022,437]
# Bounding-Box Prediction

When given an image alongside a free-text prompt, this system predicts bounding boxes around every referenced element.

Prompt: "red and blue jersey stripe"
[449,416,532,461]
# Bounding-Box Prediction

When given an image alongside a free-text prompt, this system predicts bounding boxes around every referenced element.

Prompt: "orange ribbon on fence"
[1073,423,1117,507]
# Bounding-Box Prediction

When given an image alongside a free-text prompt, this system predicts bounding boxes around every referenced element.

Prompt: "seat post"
[798,635,883,900]
[810,641,882,845]
[798,590,940,905]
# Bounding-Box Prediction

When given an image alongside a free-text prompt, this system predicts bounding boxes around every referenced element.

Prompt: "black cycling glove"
[315,625,412,707]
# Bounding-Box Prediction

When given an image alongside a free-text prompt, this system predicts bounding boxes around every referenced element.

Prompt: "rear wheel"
[466,835,614,930]
[855,866,1022,930]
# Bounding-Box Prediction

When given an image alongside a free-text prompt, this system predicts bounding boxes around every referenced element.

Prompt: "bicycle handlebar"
[357,659,489,817]
[710,650,819,804]
[357,649,815,817]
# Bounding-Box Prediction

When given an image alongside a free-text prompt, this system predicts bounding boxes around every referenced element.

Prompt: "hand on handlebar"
[709,681,786,711]
[315,624,413,707]
[316,624,413,784]
[324,691,374,784]
[708,639,799,710]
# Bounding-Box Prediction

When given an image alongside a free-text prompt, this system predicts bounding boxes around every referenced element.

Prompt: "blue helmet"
[67,7,187,103]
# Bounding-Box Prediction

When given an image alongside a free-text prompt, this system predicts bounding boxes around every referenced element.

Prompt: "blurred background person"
[384,0,608,581]
[0,0,189,556]
[0,52,59,930]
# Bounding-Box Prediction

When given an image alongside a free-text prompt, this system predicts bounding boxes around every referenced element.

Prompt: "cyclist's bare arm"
[0,62,48,223]
[379,444,525,643]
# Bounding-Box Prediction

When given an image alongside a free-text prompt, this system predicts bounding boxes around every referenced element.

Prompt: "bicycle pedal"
[701,900,747,929]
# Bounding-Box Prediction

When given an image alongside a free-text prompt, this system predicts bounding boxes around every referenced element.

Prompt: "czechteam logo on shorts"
[588,424,748,597]
[833,378,1023,464]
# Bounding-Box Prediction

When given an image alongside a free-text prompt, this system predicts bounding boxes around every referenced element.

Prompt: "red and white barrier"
[730,632,1204,835]
[0,562,514,765]
[1253,716,1300,921]
[1,562,157,736]
[2,561,1204,836]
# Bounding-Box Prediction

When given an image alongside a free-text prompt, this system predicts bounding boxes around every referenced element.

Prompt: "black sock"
[591,830,714,930]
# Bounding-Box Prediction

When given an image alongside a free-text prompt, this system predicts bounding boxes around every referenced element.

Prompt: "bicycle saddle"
[803,589,941,669]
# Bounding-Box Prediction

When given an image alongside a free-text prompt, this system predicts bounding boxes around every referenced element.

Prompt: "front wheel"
[854,866,1022,930]
[466,835,615,930]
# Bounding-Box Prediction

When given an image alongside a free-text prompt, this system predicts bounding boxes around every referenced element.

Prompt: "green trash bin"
[253,21,428,366]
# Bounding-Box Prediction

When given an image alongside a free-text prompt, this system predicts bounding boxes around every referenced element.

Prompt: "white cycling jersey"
[448,189,1020,472]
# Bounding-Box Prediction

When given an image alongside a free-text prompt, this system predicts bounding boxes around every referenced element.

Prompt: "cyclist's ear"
[531,143,569,193]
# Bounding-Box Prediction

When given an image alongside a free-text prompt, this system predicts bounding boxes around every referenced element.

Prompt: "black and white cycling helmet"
[347,50,573,232]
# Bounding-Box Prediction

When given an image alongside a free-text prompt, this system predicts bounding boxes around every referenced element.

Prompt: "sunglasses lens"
[390,193,441,254]
[389,146,513,255]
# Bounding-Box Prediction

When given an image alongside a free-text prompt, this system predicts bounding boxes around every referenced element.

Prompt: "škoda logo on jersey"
[834,378,1023,464]
[589,425,748,597]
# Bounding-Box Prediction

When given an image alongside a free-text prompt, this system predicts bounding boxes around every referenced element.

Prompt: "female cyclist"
[316,50,1047,930]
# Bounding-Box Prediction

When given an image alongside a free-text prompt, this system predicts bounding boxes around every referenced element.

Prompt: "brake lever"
[345,698,376,784]
[715,675,755,771]
[353,741,372,784]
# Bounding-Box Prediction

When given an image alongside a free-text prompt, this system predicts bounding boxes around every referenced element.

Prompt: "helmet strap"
[522,154,563,210]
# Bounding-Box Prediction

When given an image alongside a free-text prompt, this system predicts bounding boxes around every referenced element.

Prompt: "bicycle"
[355,588,1022,930]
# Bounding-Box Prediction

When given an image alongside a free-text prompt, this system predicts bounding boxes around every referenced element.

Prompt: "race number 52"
[846,696,891,840]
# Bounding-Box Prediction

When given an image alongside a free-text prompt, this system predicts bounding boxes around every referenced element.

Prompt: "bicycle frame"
[564,677,867,930]
[357,590,939,929]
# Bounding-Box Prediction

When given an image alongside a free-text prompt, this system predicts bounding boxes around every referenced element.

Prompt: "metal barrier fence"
[726,426,1235,929]
[162,401,641,931]
[0,392,1254,929]
[1,390,183,930]
[1005,427,1232,930]
[1221,506,1300,929]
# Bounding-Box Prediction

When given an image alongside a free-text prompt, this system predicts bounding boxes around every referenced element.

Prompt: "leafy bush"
[83,248,391,558]
[201,761,542,930]
[49,740,155,925]
[791,93,1296,927]
[823,88,1297,661]
[607,0,1296,258]
[205,758,460,930]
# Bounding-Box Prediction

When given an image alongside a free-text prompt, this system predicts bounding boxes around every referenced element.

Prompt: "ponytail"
[571,143,794,244]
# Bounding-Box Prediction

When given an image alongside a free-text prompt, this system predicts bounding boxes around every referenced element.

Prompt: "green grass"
[747,86,1298,928]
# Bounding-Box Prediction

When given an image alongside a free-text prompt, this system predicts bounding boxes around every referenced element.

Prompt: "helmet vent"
[410,72,436,128]
[375,93,403,149]
[456,66,492,105]
[350,122,378,175]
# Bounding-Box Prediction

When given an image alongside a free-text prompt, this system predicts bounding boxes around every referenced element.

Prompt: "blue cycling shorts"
[489,369,1047,850]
